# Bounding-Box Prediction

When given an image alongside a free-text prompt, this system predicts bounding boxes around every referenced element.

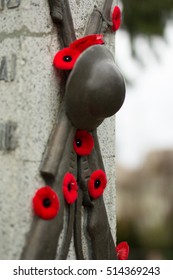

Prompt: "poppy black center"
[63,55,72,62]
[67,183,72,191]
[43,198,51,208]
[94,179,101,189]
[76,138,82,147]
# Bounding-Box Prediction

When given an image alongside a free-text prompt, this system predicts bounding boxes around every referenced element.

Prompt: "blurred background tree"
[116,0,173,260]
[122,0,173,40]
[117,150,173,259]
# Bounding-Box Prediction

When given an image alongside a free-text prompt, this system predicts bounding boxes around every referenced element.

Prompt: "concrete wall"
[0,0,116,259]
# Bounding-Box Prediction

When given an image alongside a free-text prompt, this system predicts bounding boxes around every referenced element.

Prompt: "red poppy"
[70,34,104,52]
[32,186,60,220]
[88,170,107,199]
[53,47,80,70]
[73,130,94,156]
[112,6,121,31]
[116,241,129,260]
[63,173,78,204]
[53,34,104,70]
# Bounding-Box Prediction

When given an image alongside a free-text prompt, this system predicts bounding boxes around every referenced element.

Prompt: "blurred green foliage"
[117,2,173,259]
[122,0,173,39]
[117,219,173,259]
[116,149,173,259]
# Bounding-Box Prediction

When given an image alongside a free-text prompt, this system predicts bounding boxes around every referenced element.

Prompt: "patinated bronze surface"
[21,0,125,260]
[65,45,125,130]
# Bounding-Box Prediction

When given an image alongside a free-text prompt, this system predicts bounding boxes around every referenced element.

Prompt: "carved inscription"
[10,54,16,81]
[0,121,18,151]
[0,0,4,10]
[0,57,8,81]
[7,0,20,9]
[0,55,17,82]
[0,0,20,10]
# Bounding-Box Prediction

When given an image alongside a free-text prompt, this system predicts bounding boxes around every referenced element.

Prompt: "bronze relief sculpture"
[21,0,126,260]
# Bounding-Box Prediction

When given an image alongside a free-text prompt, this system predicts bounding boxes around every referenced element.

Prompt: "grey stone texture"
[0,0,116,259]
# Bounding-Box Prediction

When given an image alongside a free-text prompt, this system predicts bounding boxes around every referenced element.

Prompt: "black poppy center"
[76,138,82,147]
[67,183,72,191]
[63,55,72,62]
[43,198,51,208]
[94,179,101,189]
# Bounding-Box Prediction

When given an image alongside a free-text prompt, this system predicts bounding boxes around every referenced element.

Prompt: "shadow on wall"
[116,149,173,260]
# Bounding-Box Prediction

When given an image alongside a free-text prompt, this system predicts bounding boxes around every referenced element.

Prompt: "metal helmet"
[65,45,126,130]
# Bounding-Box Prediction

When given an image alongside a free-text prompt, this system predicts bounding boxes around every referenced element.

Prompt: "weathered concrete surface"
[0,0,116,259]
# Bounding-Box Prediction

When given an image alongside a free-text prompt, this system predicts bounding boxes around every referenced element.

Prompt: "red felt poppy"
[73,130,94,156]
[116,241,129,260]
[53,47,80,70]
[70,34,104,52]
[32,186,60,220]
[63,173,78,204]
[53,34,104,70]
[112,6,121,31]
[88,169,107,199]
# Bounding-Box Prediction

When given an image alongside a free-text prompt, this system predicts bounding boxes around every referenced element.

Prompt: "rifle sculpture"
[21,0,126,260]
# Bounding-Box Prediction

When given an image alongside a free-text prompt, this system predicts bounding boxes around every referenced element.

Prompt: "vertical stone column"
[0,0,116,259]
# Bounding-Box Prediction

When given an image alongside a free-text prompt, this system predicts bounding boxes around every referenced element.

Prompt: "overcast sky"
[115,20,173,169]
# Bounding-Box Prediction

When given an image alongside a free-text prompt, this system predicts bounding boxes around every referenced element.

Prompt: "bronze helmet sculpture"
[65,45,126,131]
[21,0,127,261]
